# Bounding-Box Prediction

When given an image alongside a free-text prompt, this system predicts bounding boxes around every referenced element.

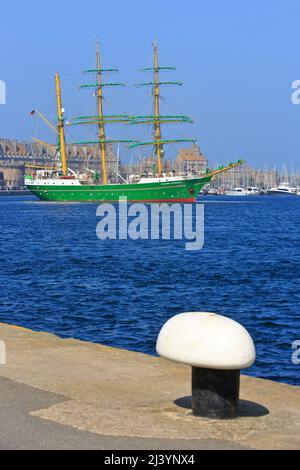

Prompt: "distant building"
[175,144,208,175]
[0,138,118,188]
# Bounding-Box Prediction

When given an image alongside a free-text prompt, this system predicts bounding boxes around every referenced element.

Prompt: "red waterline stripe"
[88,198,196,204]
[123,198,196,203]
[37,197,196,203]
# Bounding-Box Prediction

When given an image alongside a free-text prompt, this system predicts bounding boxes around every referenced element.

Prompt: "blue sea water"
[0,195,299,386]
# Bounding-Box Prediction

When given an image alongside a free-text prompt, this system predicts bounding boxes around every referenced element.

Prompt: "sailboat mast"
[154,41,163,176]
[96,43,108,185]
[55,73,68,177]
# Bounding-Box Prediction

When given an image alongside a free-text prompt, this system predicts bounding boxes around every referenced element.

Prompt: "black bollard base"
[192,367,240,419]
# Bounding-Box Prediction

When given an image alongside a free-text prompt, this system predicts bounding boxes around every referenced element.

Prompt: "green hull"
[26,176,212,203]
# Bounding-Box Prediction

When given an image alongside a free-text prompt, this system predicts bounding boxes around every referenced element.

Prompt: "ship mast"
[55,72,68,177]
[153,40,163,175]
[69,43,136,184]
[96,42,107,185]
[131,41,196,176]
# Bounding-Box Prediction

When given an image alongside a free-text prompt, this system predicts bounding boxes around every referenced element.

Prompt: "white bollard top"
[156,312,256,370]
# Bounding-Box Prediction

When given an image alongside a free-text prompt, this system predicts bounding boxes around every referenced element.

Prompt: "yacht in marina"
[225,186,260,196]
[267,182,297,196]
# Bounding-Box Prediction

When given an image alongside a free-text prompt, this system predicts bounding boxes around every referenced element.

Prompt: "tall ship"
[25,42,244,203]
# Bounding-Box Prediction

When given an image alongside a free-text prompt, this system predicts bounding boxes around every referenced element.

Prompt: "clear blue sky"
[1,0,300,169]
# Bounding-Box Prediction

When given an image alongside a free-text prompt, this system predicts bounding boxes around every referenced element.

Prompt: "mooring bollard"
[156,312,256,419]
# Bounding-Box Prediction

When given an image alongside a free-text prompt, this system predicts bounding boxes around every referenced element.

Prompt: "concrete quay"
[0,322,299,450]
